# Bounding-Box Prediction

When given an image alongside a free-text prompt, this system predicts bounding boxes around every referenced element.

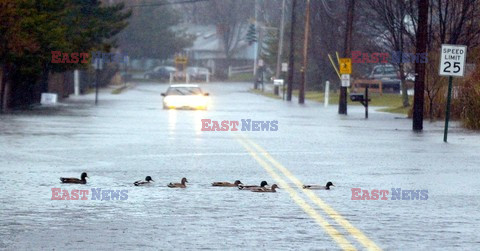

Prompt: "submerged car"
[161,84,209,110]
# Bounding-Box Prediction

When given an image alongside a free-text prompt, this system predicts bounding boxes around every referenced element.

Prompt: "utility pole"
[299,0,310,104]
[253,0,258,76]
[286,0,297,102]
[339,0,355,114]
[412,0,428,131]
[275,0,286,79]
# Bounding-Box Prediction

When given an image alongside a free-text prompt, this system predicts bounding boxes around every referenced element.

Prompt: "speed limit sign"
[439,44,467,77]
[439,44,468,143]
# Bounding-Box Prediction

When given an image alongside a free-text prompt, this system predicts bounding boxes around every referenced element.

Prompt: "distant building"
[179,24,255,77]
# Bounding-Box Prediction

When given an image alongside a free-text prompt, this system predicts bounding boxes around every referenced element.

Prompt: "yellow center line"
[235,137,357,251]
[240,136,382,251]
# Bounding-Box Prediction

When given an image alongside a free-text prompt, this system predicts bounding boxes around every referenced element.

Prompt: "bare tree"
[188,0,253,64]
[364,0,412,107]
[404,0,480,119]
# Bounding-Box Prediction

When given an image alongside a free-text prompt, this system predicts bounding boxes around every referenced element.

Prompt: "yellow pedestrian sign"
[174,55,188,64]
[339,58,352,74]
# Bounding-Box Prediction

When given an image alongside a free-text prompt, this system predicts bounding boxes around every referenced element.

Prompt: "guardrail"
[352,79,383,95]
[169,72,210,84]
[228,65,253,78]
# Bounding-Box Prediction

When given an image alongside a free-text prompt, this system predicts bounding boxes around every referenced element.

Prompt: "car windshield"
[373,68,383,74]
[384,67,396,74]
[166,87,202,95]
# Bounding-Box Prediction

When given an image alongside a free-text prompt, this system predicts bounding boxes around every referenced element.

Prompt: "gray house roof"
[178,24,255,61]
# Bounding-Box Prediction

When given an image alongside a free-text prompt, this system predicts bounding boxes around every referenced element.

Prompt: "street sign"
[258,59,264,67]
[175,56,188,64]
[341,74,350,87]
[40,93,58,105]
[339,58,352,74]
[439,44,467,77]
[439,44,468,143]
[281,62,288,72]
[93,58,103,70]
[273,79,284,86]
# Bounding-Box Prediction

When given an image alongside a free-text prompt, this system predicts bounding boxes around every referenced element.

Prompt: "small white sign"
[41,93,58,105]
[273,79,284,86]
[281,62,288,72]
[439,44,467,77]
[341,74,350,87]
[258,59,264,67]
[93,58,104,70]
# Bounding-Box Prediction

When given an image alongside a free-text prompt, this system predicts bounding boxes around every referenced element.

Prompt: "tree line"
[0,0,131,112]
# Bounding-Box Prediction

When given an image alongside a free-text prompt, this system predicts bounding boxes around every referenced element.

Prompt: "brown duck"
[252,184,279,193]
[211,180,242,187]
[60,172,88,184]
[168,177,188,188]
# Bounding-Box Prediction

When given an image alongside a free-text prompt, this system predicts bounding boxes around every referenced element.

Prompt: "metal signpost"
[439,44,467,142]
[339,58,352,112]
[341,74,350,87]
[258,59,264,91]
[93,58,103,105]
[281,62,288,100]
[174,54,188,81]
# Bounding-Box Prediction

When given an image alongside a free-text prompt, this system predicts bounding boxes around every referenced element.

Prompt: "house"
[180,24,256,77]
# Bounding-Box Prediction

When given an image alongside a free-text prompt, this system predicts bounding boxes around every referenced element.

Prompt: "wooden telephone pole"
[412,0,429,131]
[286,0,297,102]
[299,0,311,104]
[339,0,355,114]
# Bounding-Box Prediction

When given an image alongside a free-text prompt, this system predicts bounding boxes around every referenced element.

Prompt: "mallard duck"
[134,176,154,186]
[238,181,268,190]
[60,172,88,184]
[303,181,334,190]
[252,184,279,193]
[211,180,242,187]
[167,177,188,188]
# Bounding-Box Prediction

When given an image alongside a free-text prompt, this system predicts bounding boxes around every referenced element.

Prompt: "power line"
[125,0,210,8]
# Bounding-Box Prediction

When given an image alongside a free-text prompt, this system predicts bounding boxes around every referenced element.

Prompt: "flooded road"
[1,82,479,250]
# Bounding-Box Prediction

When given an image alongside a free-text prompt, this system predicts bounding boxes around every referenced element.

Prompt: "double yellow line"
[235,135,381,251]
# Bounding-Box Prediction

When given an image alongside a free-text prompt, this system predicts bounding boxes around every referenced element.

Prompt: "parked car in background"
[186,67,210,80]
[368,64,401,93]
[161,84,209,110]
[144,66,176,80]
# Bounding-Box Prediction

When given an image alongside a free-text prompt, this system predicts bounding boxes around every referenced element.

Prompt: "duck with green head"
[303,181,334,190]
[238,181,268,190]
[134,176,154,186]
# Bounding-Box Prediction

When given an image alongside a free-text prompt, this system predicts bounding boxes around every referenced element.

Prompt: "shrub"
[459,67,480,130]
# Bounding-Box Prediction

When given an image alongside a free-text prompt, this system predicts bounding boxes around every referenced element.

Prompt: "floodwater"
[1,82,479,250]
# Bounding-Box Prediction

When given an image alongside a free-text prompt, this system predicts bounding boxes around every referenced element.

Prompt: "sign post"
[339,58,352,75]
[281,62,288,100]
[93,58,103,105]
[341,74,350,87]
[339,58,352,115]
[439,44,467,142]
